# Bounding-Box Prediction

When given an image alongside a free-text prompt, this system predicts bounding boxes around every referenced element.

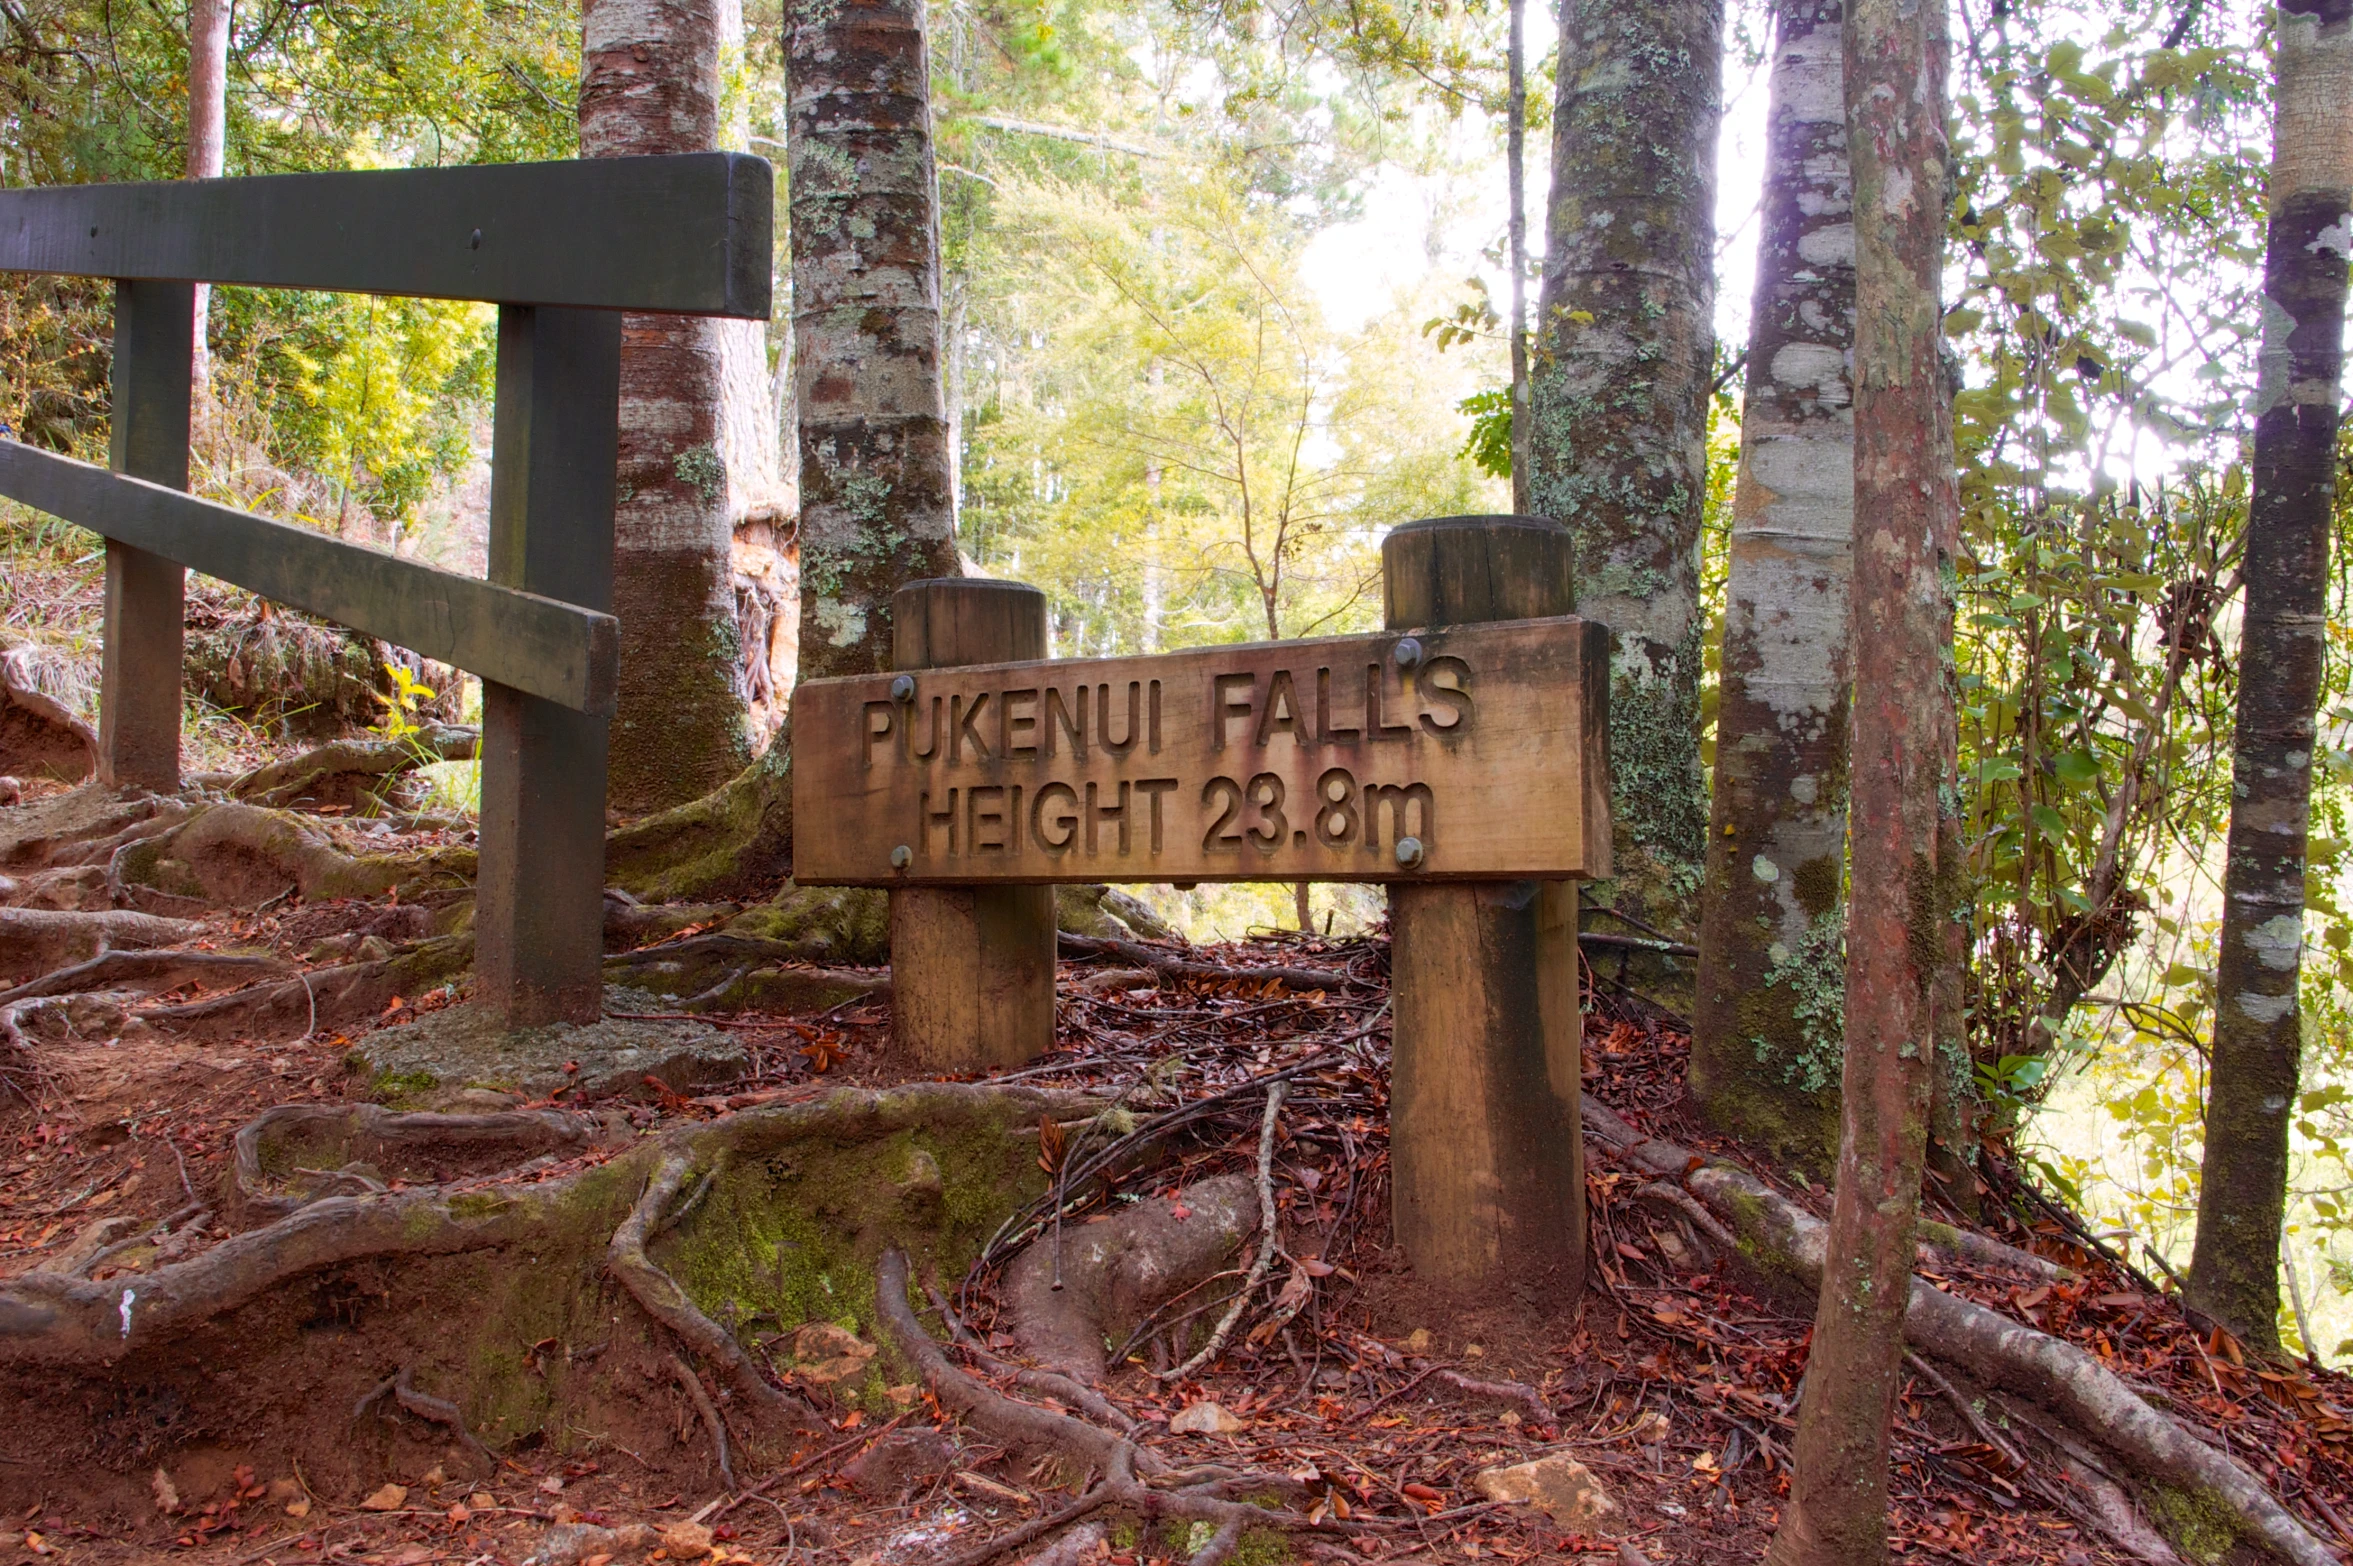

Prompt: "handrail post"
[888,577,1058,1069]
[1382,514,1588,1294]
[476,304,623,1027]
[99,279,194,792]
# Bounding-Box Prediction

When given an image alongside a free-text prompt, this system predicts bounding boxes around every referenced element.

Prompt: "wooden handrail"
[0,154,771,316]
[0,440,617,713]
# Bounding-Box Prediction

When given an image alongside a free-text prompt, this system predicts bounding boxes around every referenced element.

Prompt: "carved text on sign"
[792,616,1609,885]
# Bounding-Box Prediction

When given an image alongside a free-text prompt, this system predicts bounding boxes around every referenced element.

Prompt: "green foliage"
[1456,387,1512,480]
[958,175,1496,654]
[257,293,496,534]
[0,0,570,536]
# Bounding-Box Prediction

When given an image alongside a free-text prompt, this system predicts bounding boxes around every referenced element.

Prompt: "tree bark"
[1766,0,1958,1555]
[2184,0,2352,1358]
[1505,0,1529,512]
[580,0,754,813]
[1529,0,1721,929]
[1690,0,1856,1165]
[786,0,963,684]
[186,0,228,400]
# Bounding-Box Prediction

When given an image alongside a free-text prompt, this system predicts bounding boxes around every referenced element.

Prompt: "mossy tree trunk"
[1690,0,1855,1163]
[581,0,755,813]
[2184,0,2352,1358]
[786,0,964,684]
[1529,0,1721,930]
[1766,0,1960,1554]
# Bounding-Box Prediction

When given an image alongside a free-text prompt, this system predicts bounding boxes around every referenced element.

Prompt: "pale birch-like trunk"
[580,0,753,812]
[2185,0,2352,1357]
[716,0,798,748]
[1765,0,1958,1553]
[1690,0,1856,1163]
[1505,0,1529,510]
[1529,0,1721,929]
[785,0,962,684]
[187,0,228,400]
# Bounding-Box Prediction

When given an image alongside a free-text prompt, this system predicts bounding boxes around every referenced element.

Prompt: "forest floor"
[8,836,2353,1566]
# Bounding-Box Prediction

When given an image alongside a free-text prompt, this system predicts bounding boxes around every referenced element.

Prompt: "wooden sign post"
[793,516,1608,1291]
[887,580,1060,1069]
[1383,515,1594,1296]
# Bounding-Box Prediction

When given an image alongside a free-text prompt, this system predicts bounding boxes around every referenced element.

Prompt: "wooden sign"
[793,616,1611,886]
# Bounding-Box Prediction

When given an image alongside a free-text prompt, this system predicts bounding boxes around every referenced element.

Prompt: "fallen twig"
[1154,1080,1287,1382]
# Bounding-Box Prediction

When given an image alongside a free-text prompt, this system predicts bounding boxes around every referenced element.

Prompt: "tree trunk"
[186,0,228,401]
[1689,0,1855,1165]
[580,0,753,813]
[2184,0,2351,1358]
[786,0,963,685]
[1529,0,1721,931]
[718,0,797,752]
[1766,0,1958,1554]
[1505,0,1529,512]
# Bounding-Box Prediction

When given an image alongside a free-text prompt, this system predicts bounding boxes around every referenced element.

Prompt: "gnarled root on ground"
[0,906,204,982]
[0,648,95,784]
[609,1150,823,1434]
[139,933,474,1037]
[1003,1172,1258,1383]
[232,1102,593,1219]
[1582,1099,2336,1566]
[0,1081,1095,1367]
[605,738,793,904]
[877,1249,1373,1566]
[0,947,287,1006]
[228,725,479,812]
[115,802,476,909]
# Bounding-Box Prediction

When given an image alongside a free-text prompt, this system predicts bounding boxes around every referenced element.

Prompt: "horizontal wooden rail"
[0,154,771,316]
[0,439,617,713]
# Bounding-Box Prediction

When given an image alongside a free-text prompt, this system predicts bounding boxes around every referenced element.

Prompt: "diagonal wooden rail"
[0,153,774,1028]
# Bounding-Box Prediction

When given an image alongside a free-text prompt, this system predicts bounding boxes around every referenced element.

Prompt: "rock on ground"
[352,987,747,1101]
[1472,1453,1616,1530]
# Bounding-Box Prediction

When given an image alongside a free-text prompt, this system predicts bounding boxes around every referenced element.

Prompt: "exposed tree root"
[0,906,204,982]
[0,1081,1100,1370]
[605,739,793,904]
[229,726,480,812]
[1058,933,1366,991]
[926,1283,1142,1434]
[1914,1216,2075,1282]
[0,1176,568,1359]
[1004,1173,1258,1382]
[116,801,476,908]
[355,1365,494,1466]
[609,1150,822,1433]
[0,947,286,1005]
[668,1350,740,1492]
[139,934,474,1036]
[0,650,95,784]
[880,1250,1373,1566]
[232,1102,594,1219]
[1583,1099,2337,1566]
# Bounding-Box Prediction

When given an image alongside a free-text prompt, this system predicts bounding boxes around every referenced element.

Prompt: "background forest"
[0,0,2348,1369]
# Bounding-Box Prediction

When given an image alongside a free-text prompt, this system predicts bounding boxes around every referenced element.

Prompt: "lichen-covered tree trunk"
[1529,0,1721,928]
[581,0,753,813]
[1766,0,1958,1554]
[1690,0,1855,1163]
[786,0,963,684]
[2184,0,2352,1358]
[186,0,228,400]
